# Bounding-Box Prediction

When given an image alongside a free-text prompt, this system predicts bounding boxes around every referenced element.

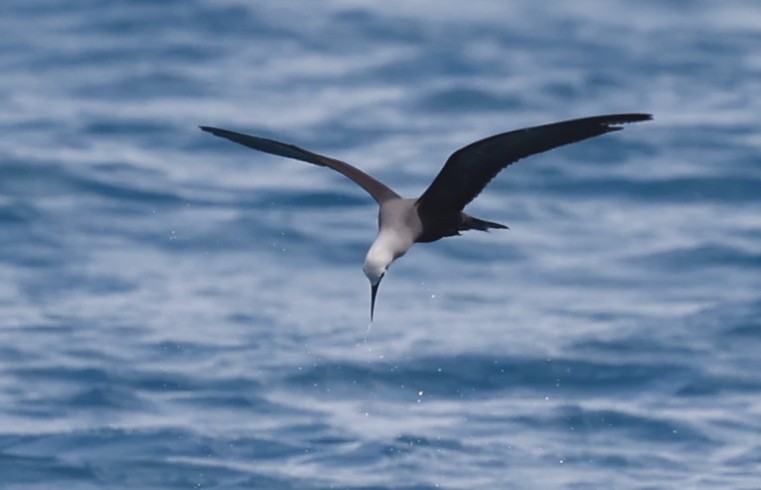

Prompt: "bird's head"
[363,245,392,321]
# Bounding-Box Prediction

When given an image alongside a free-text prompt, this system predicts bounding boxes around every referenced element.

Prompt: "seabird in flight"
[201,113,651,320]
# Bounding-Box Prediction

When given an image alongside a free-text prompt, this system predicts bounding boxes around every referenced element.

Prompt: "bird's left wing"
[200,126,401,204]
[416,113,652,215]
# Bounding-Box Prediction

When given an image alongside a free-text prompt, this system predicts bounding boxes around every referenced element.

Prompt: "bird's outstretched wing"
[200,126,401,204]
[416,113,652,214]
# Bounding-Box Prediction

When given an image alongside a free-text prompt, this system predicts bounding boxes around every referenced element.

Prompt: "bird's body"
[201,113,651,319]
[369,199,417,266]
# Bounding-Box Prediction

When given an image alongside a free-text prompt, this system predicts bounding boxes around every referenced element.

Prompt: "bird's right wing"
[200,126,401,204]
[417,113,652,215]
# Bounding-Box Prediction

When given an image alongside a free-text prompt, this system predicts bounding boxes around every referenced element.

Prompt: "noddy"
[201,113,651,320]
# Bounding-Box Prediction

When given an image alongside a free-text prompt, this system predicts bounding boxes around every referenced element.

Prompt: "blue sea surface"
[2,1,761,488]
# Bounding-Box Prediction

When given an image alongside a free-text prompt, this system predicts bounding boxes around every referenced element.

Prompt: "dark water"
[2,1,760,488]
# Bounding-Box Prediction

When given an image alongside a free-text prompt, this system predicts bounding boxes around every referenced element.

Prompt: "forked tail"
[462,214,509,232]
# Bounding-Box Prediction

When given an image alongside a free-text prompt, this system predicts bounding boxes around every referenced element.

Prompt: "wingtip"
[199,125,228,138]
[598,113,652,132]
[614,113,653,124]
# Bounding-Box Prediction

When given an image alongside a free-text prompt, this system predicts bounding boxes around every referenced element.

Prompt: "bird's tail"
[461,214,509,232]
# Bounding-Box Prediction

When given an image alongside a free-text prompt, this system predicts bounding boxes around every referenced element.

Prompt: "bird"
[200,113,651,320]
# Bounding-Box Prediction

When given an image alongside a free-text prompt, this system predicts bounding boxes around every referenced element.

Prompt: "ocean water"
[1,1,761,488]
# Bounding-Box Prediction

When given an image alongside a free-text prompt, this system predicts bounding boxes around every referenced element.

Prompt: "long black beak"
[370,278,382,321]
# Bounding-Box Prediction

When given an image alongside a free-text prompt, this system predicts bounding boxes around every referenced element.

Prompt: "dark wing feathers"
[200,126,400,204]
[417,113,652,214]
[201,114,650,210]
